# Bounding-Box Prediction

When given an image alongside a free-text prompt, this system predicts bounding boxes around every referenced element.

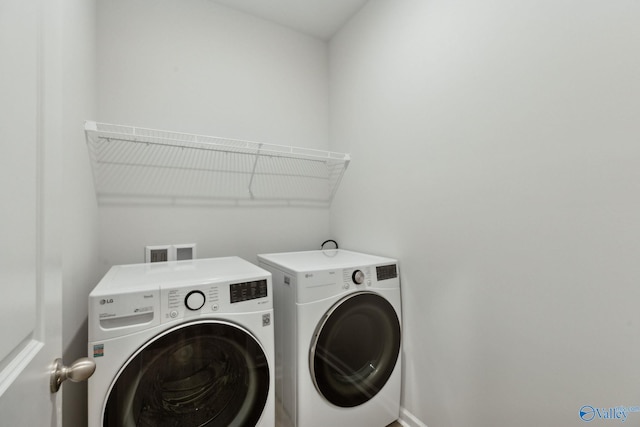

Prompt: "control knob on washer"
[352,270,365,285]
[185,290,206,311]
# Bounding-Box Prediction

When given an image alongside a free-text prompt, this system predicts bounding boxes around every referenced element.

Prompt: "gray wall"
[96,0,332,269]
[330,1,640,426]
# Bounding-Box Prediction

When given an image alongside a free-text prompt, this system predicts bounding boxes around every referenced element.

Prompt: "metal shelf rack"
[84,121,350,206]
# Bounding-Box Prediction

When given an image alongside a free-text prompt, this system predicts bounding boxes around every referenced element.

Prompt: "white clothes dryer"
[257,249,402,427]
[87,257,275,427]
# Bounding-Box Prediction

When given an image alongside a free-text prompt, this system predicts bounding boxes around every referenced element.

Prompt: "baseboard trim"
[398,407,428,427]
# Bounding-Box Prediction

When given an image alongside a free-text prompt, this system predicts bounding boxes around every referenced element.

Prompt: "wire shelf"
[84,121,350,206]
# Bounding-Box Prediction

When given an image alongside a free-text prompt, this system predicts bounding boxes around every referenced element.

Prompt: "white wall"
[59,0,100,426]
[96,0,332,269]
[330,1,640,426]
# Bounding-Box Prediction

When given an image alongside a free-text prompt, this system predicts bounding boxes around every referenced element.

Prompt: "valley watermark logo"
[579,405,640,422]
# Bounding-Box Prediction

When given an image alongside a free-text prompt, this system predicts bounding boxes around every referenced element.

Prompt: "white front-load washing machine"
[257,249,402,427]
[88,257,275,427]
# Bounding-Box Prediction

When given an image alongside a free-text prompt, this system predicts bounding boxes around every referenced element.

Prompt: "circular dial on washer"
[352,270,365,285]
[185,290,206,311]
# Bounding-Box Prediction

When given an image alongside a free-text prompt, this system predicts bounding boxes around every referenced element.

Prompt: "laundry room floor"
[275,402,402,427]
[275,420,402,427]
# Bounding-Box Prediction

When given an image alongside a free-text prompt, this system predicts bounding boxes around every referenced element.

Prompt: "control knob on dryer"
[352,270,365,285]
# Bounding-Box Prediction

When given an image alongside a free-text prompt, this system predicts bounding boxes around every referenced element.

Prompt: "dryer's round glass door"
[310,292,401,407]
[103,321,270,427]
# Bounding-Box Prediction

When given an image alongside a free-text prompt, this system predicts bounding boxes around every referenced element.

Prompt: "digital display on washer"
[376,264,398,281]
[229,279,268,304]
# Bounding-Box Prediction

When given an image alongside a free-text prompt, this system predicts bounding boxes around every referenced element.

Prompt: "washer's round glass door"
[310,292,401,408]
[103,320,270,427]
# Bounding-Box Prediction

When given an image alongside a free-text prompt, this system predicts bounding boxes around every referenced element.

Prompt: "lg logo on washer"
[100,293,153,305]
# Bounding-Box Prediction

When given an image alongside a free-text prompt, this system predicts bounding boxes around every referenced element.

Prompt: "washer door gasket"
[103,320,270,427]
[309,292,401,407]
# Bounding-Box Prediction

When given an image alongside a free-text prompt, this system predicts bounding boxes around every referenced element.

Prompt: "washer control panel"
[230,279,268,304]
[166,285,220,319]
[161,278,270,322]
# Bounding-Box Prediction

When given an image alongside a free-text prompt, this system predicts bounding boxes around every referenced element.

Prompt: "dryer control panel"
[293,263,399,304]
[343,267,372,289]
